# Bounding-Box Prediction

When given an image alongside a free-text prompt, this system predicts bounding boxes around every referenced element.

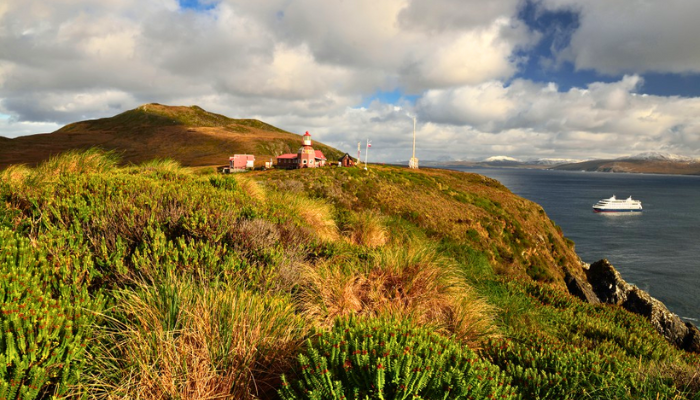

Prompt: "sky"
[2,0,700,162]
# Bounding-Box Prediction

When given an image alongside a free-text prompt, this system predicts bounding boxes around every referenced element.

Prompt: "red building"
[229,154,255,171]
[276,131,327,169]
[339,153,356,167]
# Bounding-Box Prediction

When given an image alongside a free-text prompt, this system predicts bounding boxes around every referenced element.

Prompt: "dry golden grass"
[296,245,497,347]
[1,149,118,192]
[0,163,32,185]
[268,191,339,242]
[34,148,119,180]
[234,175,266,203]
[87,278,306,400]
[345,210,388,248]
[648,361,700,397]
[138,158,191,174]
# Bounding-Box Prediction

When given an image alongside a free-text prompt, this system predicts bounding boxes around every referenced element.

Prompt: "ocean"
[445,166,700,322]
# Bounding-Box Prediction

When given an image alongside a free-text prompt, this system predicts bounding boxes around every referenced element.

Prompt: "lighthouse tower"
[298,131,316,168]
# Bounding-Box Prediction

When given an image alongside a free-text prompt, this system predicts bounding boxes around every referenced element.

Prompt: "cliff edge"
[568,259,700,352]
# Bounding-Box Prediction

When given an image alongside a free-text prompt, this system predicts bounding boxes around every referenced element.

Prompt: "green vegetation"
[0,150,698,399]
[2,103,344,170]
[279,317,517,400]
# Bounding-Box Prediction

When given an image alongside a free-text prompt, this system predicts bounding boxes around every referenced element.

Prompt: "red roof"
[314,150,326,160]
[277,153,298,159]
[303,131,311,136]
[230,154,254,160]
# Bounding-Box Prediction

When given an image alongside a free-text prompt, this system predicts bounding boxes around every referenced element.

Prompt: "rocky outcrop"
[564,269,600,304]
[569,259,700,353]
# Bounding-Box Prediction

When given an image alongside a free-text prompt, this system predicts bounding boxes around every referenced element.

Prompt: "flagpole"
[364,139,370,170]
[357,141,361,166]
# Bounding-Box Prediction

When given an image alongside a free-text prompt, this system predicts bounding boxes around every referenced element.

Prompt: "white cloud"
[0,0,700,162]
[538,0,700,74]
[397,0,522,31]
[0,0,534,124]
[411,75,700,159]
[0,118,61,138]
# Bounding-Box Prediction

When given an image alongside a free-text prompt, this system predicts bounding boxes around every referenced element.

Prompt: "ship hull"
[593,208,643,213]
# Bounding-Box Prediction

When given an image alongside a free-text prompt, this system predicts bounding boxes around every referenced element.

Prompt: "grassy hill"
[553,159,700,175]
[0,104,345,169]
[1,150,698,399]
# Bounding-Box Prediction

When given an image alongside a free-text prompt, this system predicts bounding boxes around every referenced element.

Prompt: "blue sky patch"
[178,0,217,12]
[360,89,419,108]
[514,0,700,97]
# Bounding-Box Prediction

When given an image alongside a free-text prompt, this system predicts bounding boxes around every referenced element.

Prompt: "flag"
[368,143,372,148]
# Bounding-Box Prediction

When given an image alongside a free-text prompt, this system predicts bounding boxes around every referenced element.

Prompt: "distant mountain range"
[552,154,700,175]
[423,152,700,175]
[0,104,345,169]
[421,156,583,169]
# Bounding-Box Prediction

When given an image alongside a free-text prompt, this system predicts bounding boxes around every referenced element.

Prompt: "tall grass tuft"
[296,245,496,346]
[268,191,338,242]
[234,175,266,202]
[0,164,32,186]
[138,158,188,173]
[33,148,119,181]
[344,210,387,248]
[86,276,307,400]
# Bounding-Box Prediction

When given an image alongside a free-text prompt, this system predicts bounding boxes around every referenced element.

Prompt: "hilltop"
[553,152,700,175]
[1,150,698,399]
[422,152,700,175]
[0,103,344,169]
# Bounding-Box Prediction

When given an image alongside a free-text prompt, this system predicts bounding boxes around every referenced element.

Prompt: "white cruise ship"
[592,195,643,213]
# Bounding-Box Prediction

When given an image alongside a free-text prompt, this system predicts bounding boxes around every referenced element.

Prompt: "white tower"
[408,116,419,169]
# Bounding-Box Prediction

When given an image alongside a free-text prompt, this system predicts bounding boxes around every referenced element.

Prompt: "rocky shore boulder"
[570,259,700,353]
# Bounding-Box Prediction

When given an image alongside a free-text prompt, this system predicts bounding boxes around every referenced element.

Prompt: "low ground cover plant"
[0,150,698,399]
[279,316,518,400]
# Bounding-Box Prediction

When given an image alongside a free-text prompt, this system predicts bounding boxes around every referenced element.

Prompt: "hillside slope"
[0,103,344,169]
[1,151,698,399]
[553,159,700,175]
[254,165,583,287]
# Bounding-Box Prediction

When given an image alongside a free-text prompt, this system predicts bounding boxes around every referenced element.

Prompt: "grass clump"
[296,245,496,345]
[280,316,517,400]
[341,210,388,248]
[86,276,306,400]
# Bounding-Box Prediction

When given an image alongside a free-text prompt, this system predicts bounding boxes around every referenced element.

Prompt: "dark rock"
[682,323,700,353]
[585,259,629,304]
[565,269,600,304]
[574,259,700,353]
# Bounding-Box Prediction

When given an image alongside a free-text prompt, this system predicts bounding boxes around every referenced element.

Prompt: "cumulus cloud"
[537,0,700,74]
[1,0,699,162]
[414,75,700,159]
[0,117,61,139]
[0,0,533,124]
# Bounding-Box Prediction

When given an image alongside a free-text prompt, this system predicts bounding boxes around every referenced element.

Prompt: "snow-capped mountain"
[525,158,584,165]
[617,152,698,162]
[483,156,520,162]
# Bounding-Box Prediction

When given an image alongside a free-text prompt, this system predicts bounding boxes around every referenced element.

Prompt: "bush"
[0,228,103,399]
[86,277,307,400]
[296,245,496,345]
[280,317,517,400]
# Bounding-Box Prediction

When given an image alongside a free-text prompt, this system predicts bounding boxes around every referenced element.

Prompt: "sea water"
[445,167,700,322]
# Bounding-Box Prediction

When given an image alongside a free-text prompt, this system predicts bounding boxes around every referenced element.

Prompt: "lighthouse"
[275,131,327,169]
[299,131,316,168]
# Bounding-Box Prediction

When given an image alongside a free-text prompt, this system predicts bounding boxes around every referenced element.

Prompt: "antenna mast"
[409,116,419,169]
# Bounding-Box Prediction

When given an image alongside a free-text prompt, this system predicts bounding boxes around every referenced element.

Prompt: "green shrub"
[0,228,103,399]
[280,317,517,400]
